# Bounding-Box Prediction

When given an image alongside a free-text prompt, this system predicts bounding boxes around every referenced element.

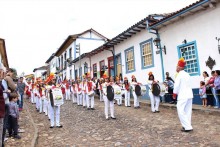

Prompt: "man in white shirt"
[173,58,193,132]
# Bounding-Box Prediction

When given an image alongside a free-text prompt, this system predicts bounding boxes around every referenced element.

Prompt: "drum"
[152,83,161,96]
[141,85,147,96]
[88,91,94,97]
[113,85,122,100]
[159,83,166,97]
[107,85,114,101]
[135,85,142,96]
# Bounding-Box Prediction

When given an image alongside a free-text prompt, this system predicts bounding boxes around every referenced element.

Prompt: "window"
[70,69,72,79]
[178,41,200,76]
[125,47,135,73]
[140,39,154,68]
[93,63,97,78]
[69,48,72,58]
[84,62,88,74]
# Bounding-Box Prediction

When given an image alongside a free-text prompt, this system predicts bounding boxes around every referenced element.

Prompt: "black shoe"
[87,108,91,110]
[169,101,175,104]
[156,111,160,113]
[111,117,116,120]
[152,111,156,113]
[91,108,95,110]
[137,106,141,108]
[181,128,193,132]
[83,106,86,108]
[128,106,131,107]
[13,135,21,139]
[49,126,54,128]
[56,125,63,128]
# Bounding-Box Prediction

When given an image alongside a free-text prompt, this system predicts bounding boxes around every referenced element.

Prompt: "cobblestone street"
[22,98,220,147]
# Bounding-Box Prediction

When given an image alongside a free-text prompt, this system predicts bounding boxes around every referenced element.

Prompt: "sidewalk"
[5,101,36,147]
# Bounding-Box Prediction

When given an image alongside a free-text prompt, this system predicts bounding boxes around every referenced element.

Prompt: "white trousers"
[132,92,140,107]
[49,105,61,127]
[82,93,87,107]
[72,93,77,103]
[48,101,51,119]
[43,98,48,115]
[31,92,35,103]
[116,96,122,105]
[39,98,43,113]
[65,89,71,100]
[124,91,131,106]
[103,95,114,118]
[86,95,94,108]
[99,90,103,101]
[177,98,193,130]
[77,94,83,105]
[35,97,39,109]
[149,92,160,112]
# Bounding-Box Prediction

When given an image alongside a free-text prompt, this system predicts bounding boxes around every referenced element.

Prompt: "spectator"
[199,81,207,107]
[214,70,220,108]
[0,82,5,147]
[208,71,219,108]
[17,77,26,111]
[2,68,17,146]
[203,71,213,106]
[8,93,21,139]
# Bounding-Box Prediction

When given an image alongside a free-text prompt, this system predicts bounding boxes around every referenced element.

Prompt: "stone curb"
[95,95,220,116]
[24,101,39,147]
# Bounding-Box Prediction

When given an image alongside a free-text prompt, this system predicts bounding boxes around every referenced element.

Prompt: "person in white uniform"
[76,78,83,106]
[173,58,193,132]
[82,76,87,108]
[123,77,131,107]
[147,72,160,113]
[65,81,71,100]
[115,76,122,106]
[131,75,141,109]
[48,78,63,128]
[85,73,96,110]
[102,73,116,120]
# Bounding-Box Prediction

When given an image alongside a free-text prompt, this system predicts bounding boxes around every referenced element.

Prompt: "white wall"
[159,3,220,89]
[34,69,46,79]
[114,29,162,85]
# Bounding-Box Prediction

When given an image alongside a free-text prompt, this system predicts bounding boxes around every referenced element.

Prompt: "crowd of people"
[1,58,220,146]
[0,68,25,147]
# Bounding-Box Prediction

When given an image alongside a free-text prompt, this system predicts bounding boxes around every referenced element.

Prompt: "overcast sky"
[0,0,197,76]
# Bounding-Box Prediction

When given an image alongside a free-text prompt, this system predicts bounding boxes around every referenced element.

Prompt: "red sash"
[125,83,130,91]
[66,83,69,89]
[77,84,81,91]
[88,82,92,92]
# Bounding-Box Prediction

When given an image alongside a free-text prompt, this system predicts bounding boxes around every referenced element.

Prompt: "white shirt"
[173,70,193,100]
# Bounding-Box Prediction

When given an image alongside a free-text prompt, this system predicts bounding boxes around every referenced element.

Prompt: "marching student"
[102,73,116,120]
[131,75,141,109]
[38,84,44,114]
[123,77,131,107]
[76,77,83,106]
[115,76,122,106]
[85,73,96,110]
[82,75,87,108]
[30,81,35,104]
[43,85,49,116]
[147,72,160,113]
[71,82,77,104]
[173,58,193,132]
[65,80,71,101]
[61,82,66,100]
[48,78,63,128]
[98,78,104,102]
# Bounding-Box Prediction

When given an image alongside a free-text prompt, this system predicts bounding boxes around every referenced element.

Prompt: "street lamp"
[153,37,166,55]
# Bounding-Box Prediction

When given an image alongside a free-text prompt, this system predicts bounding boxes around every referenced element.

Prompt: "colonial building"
[43,0,220,104]
[33,65,48,80]
[53,28,108,81]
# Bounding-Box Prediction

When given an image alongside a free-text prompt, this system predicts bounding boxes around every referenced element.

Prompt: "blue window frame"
[177,41,200,76]
[124,46,135,73]
[139,38,154,69]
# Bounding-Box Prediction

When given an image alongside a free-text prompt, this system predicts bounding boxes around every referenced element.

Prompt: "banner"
[52,88,64,106]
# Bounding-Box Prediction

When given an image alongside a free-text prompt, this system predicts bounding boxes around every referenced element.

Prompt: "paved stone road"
[25,99,220,147]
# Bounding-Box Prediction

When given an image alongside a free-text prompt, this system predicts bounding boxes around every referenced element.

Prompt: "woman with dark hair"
[147,72,160,113]
[131,75,141,109]
[203,71,213,106]
[214,70,220,108]
[208,71,219,108]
